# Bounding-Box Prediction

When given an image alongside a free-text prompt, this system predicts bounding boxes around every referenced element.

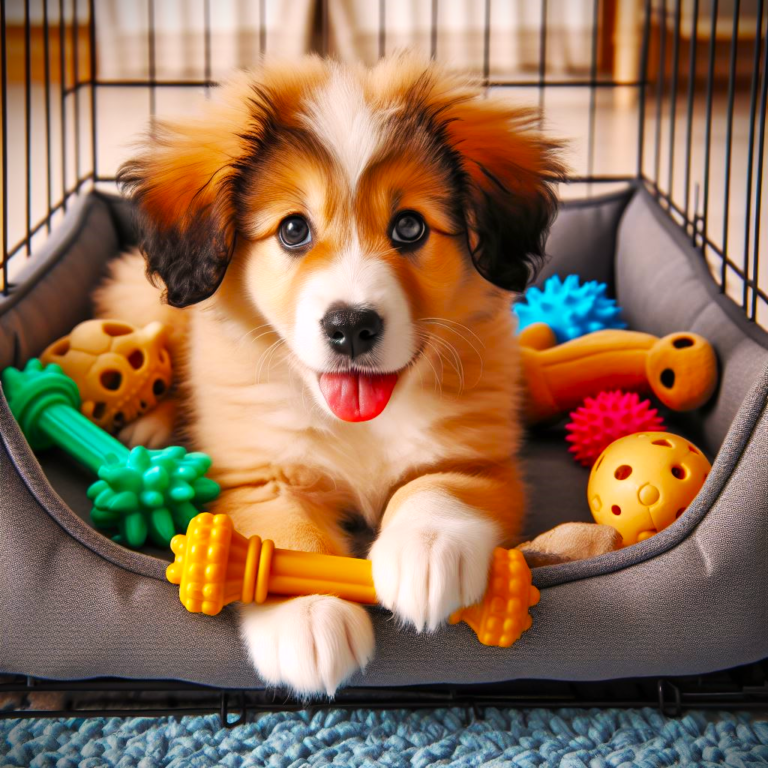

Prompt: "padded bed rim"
[2,361,766,591]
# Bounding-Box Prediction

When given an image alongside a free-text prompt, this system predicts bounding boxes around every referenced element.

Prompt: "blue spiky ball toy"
[513,274,626,343]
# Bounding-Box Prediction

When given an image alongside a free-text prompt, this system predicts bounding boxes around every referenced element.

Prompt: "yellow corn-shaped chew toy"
[166,512,539,647]
[166,513,376,615]
[449,548,540,647]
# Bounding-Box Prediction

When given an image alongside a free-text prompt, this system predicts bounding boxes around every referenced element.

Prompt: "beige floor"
[4,76,767,328]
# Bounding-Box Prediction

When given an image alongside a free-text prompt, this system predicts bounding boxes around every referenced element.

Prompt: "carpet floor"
[1,708,767,767]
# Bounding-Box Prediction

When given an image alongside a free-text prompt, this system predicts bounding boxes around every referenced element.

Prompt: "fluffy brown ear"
[117,103,249,308]
[118,61,329,308]
[438,92,566,293]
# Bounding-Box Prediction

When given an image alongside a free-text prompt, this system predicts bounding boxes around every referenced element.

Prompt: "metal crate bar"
[666,0,681,194]
[72,0,83,191]
[259,0,266,55]
[653,0,668,193]
[148,0,156,120]
[378,0,385,59]
[648,179,768,304]
[483,0,491,86]
[538,0,547,117]
[430,0,438,60]
[24,0,31,256]
[636,0,652,181]
[721,0,741,294]
[1,663,767,727]
[682,0,699,220]
[743,0,765,310]
[1,0,7,292]
[59,0,67,213]
[88,0,96,185]
[203,0,211,98]
[586,0,600,182]
[43,0,52,234]
[700,0,719,251]
[751,9,768,320]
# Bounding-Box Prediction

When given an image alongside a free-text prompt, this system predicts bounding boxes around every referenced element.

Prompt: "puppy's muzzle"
[321,304,383,359]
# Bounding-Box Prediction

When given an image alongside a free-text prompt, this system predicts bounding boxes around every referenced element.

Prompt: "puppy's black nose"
[322,305,383,359]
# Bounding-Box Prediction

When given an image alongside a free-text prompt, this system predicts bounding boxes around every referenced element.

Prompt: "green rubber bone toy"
[2,359,220,548]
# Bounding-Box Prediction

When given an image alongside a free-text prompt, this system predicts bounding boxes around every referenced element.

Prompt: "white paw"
[239,595,374,697]
[118,400,175,449]
[369,491,499,632]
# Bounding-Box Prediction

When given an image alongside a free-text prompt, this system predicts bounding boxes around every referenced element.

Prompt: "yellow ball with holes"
[587,431,711,546]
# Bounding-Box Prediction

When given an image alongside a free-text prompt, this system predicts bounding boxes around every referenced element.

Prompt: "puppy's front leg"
[221,489,375,698]
[369,465,524,632]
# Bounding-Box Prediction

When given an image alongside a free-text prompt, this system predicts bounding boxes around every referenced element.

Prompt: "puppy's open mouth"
[318,371,399,422]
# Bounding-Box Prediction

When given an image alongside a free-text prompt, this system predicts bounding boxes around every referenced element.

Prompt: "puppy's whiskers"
[413,330,444,396]
[265,340,289,383]
[418,317,484,388]
[239,322,277,347]
[422,332,465,393]
[419,317,486,350]
[255,338,286,384]
[415,327,468,393]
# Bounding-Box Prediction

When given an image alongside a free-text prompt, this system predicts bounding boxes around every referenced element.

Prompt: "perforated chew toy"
[588,431,711,546]
[1,359,220,548]
[40,319,172,433]
[167,512,541,648]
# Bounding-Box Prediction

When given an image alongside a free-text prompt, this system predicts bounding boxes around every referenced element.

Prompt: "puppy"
[94,54,567,696]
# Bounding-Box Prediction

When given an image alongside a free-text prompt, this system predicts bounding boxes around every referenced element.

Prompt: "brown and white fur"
[95,55,587,697]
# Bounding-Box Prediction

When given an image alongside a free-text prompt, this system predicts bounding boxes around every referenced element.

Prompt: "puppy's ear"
[117,86,257,308]
[443,100,566,293]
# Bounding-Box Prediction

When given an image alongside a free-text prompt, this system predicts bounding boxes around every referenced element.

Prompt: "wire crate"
[1,1,767,723]
[0,0,766,325]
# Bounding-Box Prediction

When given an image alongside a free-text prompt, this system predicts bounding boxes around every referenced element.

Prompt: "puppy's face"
[236,90,476,421]
[119,57,564,422]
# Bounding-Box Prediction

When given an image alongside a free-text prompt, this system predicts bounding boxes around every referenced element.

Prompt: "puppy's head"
[119,56,564,422]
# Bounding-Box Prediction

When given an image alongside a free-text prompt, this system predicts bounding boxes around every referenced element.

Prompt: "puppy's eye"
[390,211,427,247]
[278,215,312,249]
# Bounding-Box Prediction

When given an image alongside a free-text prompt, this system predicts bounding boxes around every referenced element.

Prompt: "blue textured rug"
[2,708,767,767]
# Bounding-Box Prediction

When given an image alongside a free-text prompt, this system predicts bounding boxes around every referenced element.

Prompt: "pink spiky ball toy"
[565,390,665,467]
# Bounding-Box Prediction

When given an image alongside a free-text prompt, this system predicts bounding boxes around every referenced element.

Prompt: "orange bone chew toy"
[166,513,540,648]
[518,325,718,424]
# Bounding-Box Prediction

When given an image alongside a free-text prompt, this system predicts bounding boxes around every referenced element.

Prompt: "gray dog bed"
[1,185,766,691]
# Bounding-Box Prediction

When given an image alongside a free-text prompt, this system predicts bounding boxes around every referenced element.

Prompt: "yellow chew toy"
[519,326,718,424]
[166,513,540,648]
[587,431,711,546]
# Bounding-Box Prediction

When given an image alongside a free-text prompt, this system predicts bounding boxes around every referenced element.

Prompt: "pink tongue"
[318,372,398,422]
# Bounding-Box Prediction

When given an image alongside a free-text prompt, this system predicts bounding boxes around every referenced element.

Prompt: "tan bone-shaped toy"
[518,324,718,424]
